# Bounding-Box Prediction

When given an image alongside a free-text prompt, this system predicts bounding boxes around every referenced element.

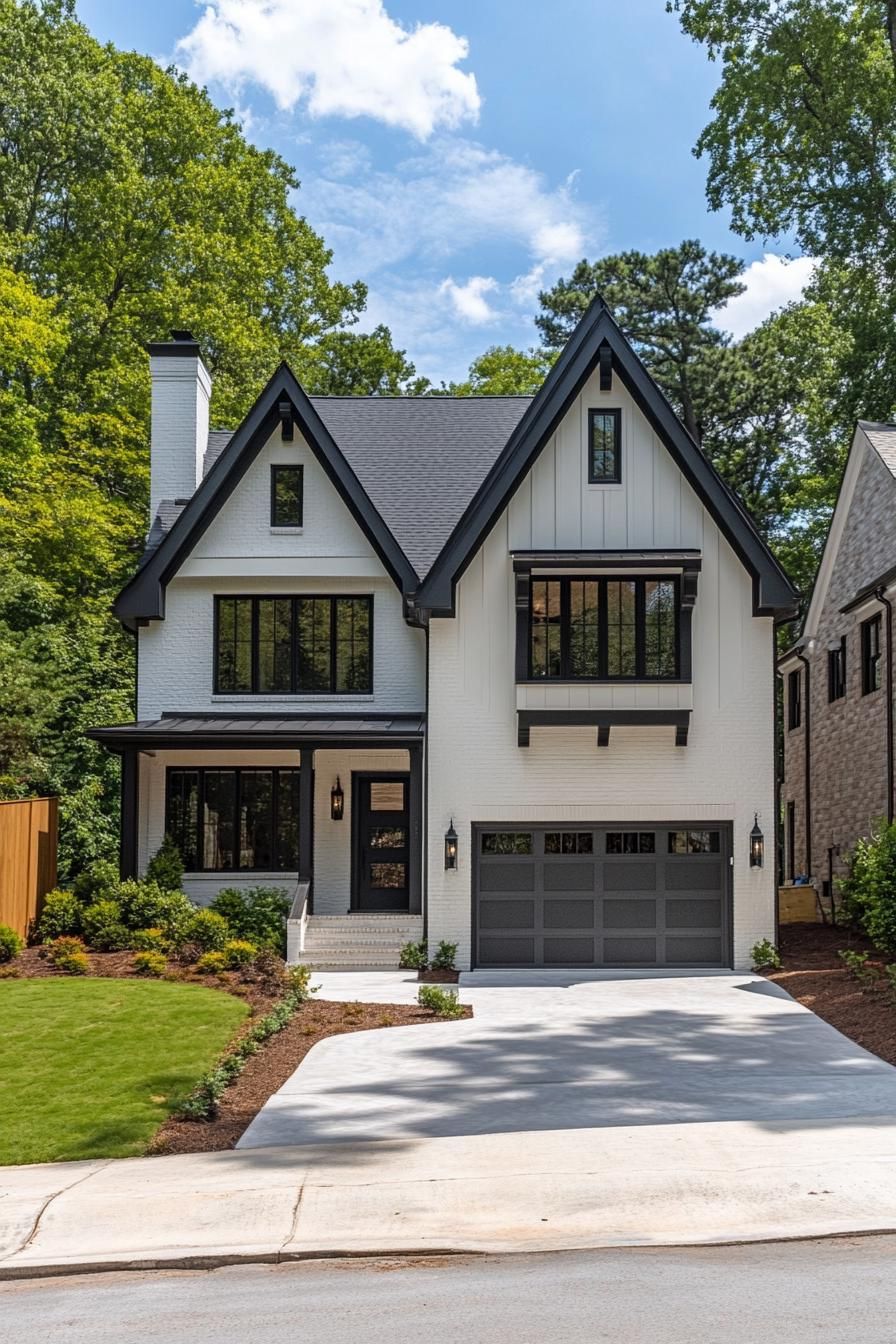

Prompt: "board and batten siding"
[136,425,425,719]
[425,366,776,971]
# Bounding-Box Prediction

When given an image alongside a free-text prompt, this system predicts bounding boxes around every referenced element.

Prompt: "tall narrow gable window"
[827,637,846,702]
[787,668,801,729]
[528,576,678,680]
[271,465,303,527]
[215,595,372,694]
[588,409,621,484]
[862,614,882,695]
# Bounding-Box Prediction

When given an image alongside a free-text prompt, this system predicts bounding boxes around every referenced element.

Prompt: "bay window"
[528,576,679,680]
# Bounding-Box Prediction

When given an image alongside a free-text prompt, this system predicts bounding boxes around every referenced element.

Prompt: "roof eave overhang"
[113,365,419,631]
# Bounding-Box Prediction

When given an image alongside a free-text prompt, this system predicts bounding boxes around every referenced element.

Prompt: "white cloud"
[176,0,480,139]
[713,253,818,339]
[439,275,500,324]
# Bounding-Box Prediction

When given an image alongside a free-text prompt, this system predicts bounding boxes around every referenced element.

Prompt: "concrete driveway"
[237,969,896,1149]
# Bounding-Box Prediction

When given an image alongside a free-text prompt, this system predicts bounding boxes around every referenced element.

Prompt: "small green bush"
[431,940,458,971]
[0,924,24,963]
[185,908,230,953]
[116,881,195,943]
[0,963,19,979]
[838,948,879,986]
[417,984,464,1018]
[47,937,90,976]
[195,950,228,974]
[284,962,313,1001]
[210,886,290,954]
[884,964,896,998]
[222,939,257,969]
[750,938,781,971]
[132,927,167,953]
[840,822,896,955]
[72,860,120,906]
[145,836,184,893]
[38,889,82,941]
[399,939,428,970]
[132,950,167,977]
[80,900,131,952]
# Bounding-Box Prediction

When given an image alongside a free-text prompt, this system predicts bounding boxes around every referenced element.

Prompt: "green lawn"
[0,979,249,1165]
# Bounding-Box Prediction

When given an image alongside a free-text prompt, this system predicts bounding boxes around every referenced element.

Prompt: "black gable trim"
[416,298,797,619]
[114,364,418,630]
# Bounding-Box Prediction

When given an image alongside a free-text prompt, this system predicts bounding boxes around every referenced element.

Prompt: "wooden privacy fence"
[0,797,59,938]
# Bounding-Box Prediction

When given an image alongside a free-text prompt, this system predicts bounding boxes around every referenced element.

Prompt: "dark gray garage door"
[473,824,731,968]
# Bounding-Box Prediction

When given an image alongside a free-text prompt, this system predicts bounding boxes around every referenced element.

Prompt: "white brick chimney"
[148,331,211,523]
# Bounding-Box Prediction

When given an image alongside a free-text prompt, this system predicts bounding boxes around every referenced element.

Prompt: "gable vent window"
[588,409,621,484]
[828,637,846,702]
[862,614,882,695]
[271,465,303,527]
[529,576,678,680]
[787,668,802,730]
[215,595,372,695]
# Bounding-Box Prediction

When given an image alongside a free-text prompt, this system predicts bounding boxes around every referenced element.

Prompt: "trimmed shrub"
[284,963,313,1001]
[132,927,167,953]
[195,950,228,974]
[750,939,780,971]
[841,822,896,956]
[431,940,458,971]
[399,939,428,970]
[838,948,879,986]
[72,860,120,906]
[145,836,184,893]
[46,936,90,975]
[417,984,464,1018]
[116,881,195,943]
[0,924,24,963]
[132,950,166,977]
[38,889,82,941]
[81,900,131,952]
[222,939,257,969]
[185,909,230,953]
[210,887,290,954]
[0,964,19,979]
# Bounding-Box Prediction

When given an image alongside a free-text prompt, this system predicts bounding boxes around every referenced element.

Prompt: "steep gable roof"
[416,296,798,618]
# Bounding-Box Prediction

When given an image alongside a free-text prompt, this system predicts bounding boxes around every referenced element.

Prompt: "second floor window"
[529,576,678,680]
[215,595,372,694]
[828,637,846,702]
[271,466,303,526]
[787,668,801,729]
[862,613,882,695]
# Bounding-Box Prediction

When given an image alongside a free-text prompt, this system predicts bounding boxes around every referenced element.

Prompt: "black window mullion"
[329,597,337,693]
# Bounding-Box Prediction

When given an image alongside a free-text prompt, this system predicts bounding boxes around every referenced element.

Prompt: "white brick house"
[91,301,797,971]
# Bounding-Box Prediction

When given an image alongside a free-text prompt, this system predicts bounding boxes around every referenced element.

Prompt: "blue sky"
[77,0,813,384]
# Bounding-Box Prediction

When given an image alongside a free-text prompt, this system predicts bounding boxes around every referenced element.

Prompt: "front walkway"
[237,969,896,1148]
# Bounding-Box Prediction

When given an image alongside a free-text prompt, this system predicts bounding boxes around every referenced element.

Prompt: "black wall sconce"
[749,813,764,868]
[330,777,344,821]
[444,819,458,870]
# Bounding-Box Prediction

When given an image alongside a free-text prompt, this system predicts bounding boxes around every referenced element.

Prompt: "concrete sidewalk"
[3,1117,896,1277]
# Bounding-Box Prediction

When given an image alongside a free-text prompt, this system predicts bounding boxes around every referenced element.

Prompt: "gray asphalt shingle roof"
[859,420,896,479]
[197,396,531,578]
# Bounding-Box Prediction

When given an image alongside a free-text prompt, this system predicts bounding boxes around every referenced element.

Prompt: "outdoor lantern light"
[330,777,344,821]
[444,819,458,870]
[749,813,764,868]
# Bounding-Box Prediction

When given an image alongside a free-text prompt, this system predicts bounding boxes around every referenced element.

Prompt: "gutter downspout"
[875,587,895,826]
[795,647,812,879]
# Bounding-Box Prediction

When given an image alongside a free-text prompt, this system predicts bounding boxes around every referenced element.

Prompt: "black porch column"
[120,749,139,879]
[298,747,315,911]
[408,742,423,915]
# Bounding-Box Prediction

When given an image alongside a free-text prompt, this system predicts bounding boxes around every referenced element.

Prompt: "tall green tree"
[441,345,556,396]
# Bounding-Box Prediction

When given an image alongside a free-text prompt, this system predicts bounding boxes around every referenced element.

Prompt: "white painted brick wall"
[149,353,210,522]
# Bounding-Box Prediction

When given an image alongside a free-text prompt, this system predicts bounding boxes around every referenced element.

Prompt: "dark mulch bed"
[150,997,471,1155]
[765,922,896,1067]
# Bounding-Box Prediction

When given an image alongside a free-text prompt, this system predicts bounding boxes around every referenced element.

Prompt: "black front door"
[353,774,411,912]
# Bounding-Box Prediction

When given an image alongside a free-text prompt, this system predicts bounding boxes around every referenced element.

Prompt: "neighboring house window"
[828,637,846,702]
[587,409,621,483]
[861,614,882,695]
[215,595,372,694]
[270,465,303,527]
[166,767,300,872]
[529,576,678,679]
[787,668,801,730]
[786,801,796,882]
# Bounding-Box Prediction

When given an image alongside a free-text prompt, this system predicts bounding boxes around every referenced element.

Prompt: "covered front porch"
[88,715,425,957]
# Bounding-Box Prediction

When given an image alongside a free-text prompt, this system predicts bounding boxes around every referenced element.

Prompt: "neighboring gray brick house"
[780,422,896,902]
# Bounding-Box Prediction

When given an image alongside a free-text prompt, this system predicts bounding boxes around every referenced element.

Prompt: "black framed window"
[828,637,846,702]
[271,466,303,527]
[588,409,621,483]
[786,801,796,882]
[214,595,372,694]
[787,668,801,729]
[528,576,679,680]
[166,767,300,873]
[861,614,882,695]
